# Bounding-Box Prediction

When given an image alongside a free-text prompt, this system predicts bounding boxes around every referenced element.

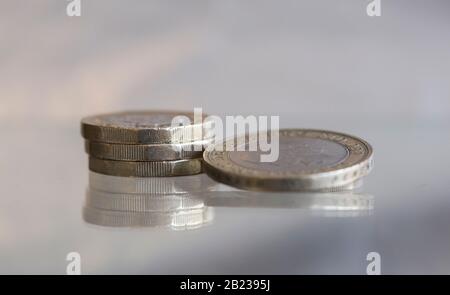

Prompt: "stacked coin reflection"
[83,172,216,229]
[81,111,212,177]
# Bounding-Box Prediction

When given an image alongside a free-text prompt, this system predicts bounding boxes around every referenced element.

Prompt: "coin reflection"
[84,172,373,228]
[83,172,216,230]
[89,172,218,194]
[201,189,374,217]
[82,206,213,230]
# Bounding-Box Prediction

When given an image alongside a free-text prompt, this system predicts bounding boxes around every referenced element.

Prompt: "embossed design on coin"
[229,137,349,173]
[203,129,373,191]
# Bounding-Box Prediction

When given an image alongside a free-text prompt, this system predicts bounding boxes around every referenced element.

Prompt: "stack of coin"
[81,111,212,177]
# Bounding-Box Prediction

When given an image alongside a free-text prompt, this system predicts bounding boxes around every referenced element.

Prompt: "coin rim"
[89,157,204,177]
[81,110,211,144]
[85,138,210,161]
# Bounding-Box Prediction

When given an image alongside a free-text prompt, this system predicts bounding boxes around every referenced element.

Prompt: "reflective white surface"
[1,115,449,274]
[1,0,450,274]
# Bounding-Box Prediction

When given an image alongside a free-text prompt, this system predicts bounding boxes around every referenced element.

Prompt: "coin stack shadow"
[83,172,216,229]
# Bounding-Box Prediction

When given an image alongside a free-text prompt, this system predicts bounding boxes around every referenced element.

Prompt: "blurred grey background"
[1,0,449,121]
[1,0,450,275]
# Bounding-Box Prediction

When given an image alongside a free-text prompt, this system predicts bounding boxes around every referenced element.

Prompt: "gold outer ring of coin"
[81,110,212,144]
[89,157,203,177]
[84,139,210,161]
[203,129,374,192]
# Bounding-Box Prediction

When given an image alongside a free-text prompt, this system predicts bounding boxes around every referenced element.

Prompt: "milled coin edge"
[85,138,210,161]
[89,157,204,177]
[81,111,213,144]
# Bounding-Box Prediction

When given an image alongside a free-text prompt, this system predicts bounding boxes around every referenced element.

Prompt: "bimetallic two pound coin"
[89,157,203,177]
[203,129,373,192]
[81,111,211,144]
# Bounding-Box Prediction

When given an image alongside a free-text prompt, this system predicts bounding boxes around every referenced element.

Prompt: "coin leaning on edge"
[202,129,374,192]
[81,110,212,144]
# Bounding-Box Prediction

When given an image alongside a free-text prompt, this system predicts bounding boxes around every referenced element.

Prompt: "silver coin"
[89,157,203,177]
[203,129,373,191]
[81,110,211,144]
[89,172,218,194]
[85,189,205,212]
[85,138,210,161]
[82,206,213,229]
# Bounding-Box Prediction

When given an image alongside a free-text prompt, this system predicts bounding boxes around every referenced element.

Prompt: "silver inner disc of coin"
[228,136,349,173]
